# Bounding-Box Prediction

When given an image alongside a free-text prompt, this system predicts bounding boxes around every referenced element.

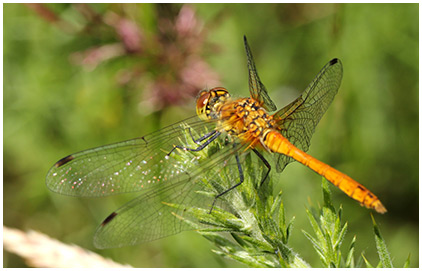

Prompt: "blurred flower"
[175,5,199,37]
[26,3,221,114]
[137,4,221,112]
[103,12,143,54]
[69,43,126,71]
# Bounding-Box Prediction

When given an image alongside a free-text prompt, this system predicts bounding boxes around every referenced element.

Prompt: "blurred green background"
[4,3,418,268]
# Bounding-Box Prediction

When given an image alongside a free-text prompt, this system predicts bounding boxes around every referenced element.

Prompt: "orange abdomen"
[263,130,386,214]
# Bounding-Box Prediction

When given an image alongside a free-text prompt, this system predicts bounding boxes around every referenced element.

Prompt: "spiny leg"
[189,129,218,144]
[209,152,244,214]
[252,149,271,187]
[208,149,272,213]
[167,130,221,156]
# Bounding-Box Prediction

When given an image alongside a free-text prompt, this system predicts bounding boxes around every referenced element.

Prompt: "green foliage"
[370,213,393,268]
[302,179,349,267]
[169,143,409,268]
[4,3,418,267]
[168,158,308,267]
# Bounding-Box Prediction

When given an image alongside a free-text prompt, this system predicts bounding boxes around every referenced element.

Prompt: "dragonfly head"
[196,87,230,121]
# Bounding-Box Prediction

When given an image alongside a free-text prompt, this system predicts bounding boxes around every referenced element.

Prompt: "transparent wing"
[94,142,245,248]
[273,58,343,172]
[46,115,248,247]
[92,175,202,248]
[46,116,214,197]
[244,36,277,112]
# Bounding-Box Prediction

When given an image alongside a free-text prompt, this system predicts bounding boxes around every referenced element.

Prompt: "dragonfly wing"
[244,36,277,112]
[93,140,245,248]
[46,116,216,197]
[93,173,202,248]
[273,58,343,172]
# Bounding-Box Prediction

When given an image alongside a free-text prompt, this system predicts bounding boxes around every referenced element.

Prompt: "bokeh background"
[4,3,418,268]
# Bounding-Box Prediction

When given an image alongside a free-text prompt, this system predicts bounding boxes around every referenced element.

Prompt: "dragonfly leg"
[209,152,244,213]
[252,149,271,187]
[188,129,218,144]
[167,131,221,156]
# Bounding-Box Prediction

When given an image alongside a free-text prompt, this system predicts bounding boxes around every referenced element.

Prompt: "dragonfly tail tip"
[375,203,387,214]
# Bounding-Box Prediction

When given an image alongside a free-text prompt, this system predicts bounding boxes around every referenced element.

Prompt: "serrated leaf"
[270,190,283,216]
[197,227,236,233]
[321,178,336,214]
[290,255,310,268]
[371,214,393,268]
[201,232,237,248]
[240,235,273,251]
[334,221,348,249]
[225,251,271,268]
[230,232,249,248]
[302,230,324,260]
[305,209,324,242]
[345,235,356,267]
[333,209,342,241]
[285,216,295,242]
[321,207,336,231]
[323,230,335,267]
[270,237,310,268]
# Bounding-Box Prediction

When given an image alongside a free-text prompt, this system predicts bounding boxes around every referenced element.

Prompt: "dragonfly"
[46,36,386,249]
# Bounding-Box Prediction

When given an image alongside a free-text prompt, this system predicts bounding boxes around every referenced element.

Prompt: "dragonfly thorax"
[196,87,277,148]
[218,96,278,148]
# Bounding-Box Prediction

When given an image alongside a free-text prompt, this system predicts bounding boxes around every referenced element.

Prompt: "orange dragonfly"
[46,36,386,248]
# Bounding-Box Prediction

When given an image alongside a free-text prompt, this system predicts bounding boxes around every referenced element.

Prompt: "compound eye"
[196,90,211,111]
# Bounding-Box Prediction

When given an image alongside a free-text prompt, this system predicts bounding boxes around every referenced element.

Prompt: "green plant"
[167,129,409,267]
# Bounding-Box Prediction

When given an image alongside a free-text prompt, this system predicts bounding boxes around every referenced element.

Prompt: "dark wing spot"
[329,58,339,65]
[54,155,75,167]
[101,212,118,226]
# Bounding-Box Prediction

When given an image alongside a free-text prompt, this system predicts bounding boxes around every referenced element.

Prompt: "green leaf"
[371,213,393,267]
[305,209,324,242]
[201,232,238,248]
[302,229,324,259]
[270,189,283,216]
[334,221,348,250]
[302,178,354,267]
[174,127,403,268]
[285,216,295,243]
[230,232,249,248]
[361,253,373,268]
[225,251,274,268]
[403,253,411,268]
[323,230,336,267]
[345,235,356,268]
[240,235,274,252]
[321,178,336,214]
